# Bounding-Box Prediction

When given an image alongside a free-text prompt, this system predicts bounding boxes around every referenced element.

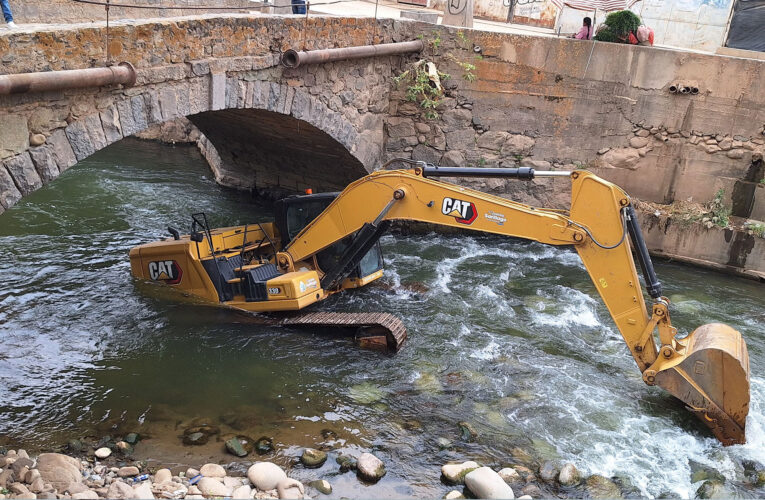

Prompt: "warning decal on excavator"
[442,197,477,225]
[148,260,183,285]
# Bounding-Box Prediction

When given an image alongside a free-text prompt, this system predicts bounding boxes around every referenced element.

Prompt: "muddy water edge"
[0,139,764,499]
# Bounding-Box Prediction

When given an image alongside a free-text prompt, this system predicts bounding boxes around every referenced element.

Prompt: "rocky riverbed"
[4,435,765,500]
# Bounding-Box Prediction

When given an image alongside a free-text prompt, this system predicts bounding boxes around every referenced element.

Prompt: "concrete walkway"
[306,0,561,37]
[0,0,561,39]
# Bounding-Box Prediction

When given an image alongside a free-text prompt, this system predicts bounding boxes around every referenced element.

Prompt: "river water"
[0,139,763,498]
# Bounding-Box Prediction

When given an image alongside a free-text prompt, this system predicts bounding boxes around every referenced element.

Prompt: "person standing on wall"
[573,16,592,40]
[1,0,16,28]
[291,0,306,15]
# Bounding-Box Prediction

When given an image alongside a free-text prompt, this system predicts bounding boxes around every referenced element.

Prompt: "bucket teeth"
[654,323,750,445]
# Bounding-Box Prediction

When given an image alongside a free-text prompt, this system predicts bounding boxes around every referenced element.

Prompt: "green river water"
[0,139,763,498]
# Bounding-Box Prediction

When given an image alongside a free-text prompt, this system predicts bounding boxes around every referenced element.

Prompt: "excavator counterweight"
[129,160,751,445]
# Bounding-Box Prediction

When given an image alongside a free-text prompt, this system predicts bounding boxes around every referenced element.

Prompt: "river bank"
[3,434,765,500]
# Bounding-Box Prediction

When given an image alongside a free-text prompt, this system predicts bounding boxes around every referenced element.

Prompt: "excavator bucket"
[654,323,750,445]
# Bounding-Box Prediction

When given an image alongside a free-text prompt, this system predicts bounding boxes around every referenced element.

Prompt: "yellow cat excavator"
[129,159,750,446]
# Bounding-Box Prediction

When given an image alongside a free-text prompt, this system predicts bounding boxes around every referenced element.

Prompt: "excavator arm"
[275,164,750,445]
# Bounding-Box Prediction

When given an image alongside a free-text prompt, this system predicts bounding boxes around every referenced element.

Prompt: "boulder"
[132,481,155,499]
[520,159,552,169]
[124,433,140,445]
[558,463,580,486]
[412,144,443,164]
[357,453,386,482]
[601,148,640,169]
[225,437,249,458]
[539,461,559,482]
[502,134,535,156]
[232,484,252,499]
[197,477,231,497]
[72,491,99,500]
[300,449,327,468]
[309,479,331,495]
[726,149,745,159]
[185,468,200,479]
[199,463,226,478]
[0,469,15,488]
[629,136,650,149]
[586,475,622,499]
[441,150,466,167]
[476,131,509,152]
[457,422,478,441]
[276,478,304,499]
[464,467,515,499]
[106,480,136,499]
[9,483,31,495]
[336,455,357,472]
[154,469,172,484]
[67,483,91,494]
[24,469,41,485]
[223,477,242,489]
[95,447,112,459]
[386,117,416,139]
[182,432,207,446]
[36,453,83,491]
[696,480,730,499]
[498,468,520,483]
[29,477,45,493]
[115,441,133,455]
[441,109,473,131]
[444,491,465,499]
[255,437,274,455]
[442,461,480,484]
[520,484,542,497]
[247,462,287,491]
[10,458,33,476]
[117,466,139,478]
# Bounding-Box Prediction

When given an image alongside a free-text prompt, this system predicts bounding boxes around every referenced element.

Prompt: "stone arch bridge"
[0,16,425,213]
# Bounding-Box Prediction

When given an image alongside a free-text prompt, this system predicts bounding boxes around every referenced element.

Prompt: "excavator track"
[254,311,408,352]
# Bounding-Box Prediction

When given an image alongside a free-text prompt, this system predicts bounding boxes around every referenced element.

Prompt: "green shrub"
[594,10,642,43]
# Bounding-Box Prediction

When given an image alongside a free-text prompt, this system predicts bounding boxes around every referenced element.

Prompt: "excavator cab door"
[273,193,384,281]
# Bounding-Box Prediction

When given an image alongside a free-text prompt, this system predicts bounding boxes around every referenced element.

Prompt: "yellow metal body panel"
[224,290,325,312]
[265,270,322,300]
[342,269,384,289]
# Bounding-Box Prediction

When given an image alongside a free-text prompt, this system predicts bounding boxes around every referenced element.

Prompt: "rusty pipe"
[281,40,424,69]
[0,62,136,95]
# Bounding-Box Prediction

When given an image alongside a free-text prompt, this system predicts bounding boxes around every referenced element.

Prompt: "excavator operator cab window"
[274,193,384,280]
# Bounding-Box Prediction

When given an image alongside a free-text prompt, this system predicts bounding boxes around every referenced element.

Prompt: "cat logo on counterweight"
[441,197,477,225]
[148,260,183,285]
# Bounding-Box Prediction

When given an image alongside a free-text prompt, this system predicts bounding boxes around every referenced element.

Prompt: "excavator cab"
[273,192,385,287]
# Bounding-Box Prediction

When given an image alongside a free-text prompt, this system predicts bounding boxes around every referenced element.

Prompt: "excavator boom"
[274,164,750,445]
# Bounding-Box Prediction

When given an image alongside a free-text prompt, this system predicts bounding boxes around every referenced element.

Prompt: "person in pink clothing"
[573,17,593,40]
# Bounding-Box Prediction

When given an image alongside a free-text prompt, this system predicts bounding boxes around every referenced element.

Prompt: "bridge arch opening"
[1,80,383,215]
[189,107,369,198]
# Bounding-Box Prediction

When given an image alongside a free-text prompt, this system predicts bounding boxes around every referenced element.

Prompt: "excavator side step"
[276,311,408,352]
